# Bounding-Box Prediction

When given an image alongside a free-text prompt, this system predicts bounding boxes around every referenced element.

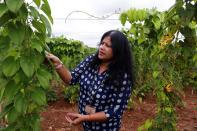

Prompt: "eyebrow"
[102,41,111,45]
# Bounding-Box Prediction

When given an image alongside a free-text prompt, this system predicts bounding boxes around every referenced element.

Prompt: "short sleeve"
[104,73,132,119]
[69,54,94,85]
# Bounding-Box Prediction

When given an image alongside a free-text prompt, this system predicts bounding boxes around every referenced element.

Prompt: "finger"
[66,113,79,121]
[46,55,54,59]
[46,55,58,62]
[46,53,54,57]
[65,115,73,123]
[67,113,79,117]
[73,118,81,125]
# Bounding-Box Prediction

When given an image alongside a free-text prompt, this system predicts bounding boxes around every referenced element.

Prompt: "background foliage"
[120,0,196,130]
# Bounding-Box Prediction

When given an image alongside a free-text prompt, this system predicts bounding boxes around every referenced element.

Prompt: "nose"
[99,44,105,50]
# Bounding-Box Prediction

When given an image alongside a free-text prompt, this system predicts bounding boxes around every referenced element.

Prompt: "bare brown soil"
[41,88,197,131]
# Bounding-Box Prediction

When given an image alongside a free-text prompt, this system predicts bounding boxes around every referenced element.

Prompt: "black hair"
[90,30,134,87]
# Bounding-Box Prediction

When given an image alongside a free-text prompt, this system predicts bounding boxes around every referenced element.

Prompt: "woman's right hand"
[45,51,61,66]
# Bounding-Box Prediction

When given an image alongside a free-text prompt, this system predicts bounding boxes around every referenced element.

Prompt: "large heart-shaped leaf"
[8,23,25,45]
[5,0,24,13]
[41,3,53,24]
[7,107,19,123]
[3,81,19,103]
[2,57,20,77]
[20,55,35,77]
[40,14,52,36]
[36,68,51,89]
[14,93,27,113]
[31,87,46,105]
[31,38,43,53]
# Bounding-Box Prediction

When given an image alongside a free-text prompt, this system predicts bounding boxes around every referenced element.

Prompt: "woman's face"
[98,36,113,62]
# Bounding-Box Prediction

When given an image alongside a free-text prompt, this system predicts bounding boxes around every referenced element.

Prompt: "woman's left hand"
[65,113,86,125]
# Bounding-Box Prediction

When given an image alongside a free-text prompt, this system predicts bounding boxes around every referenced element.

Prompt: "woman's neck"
[98,61,110,74]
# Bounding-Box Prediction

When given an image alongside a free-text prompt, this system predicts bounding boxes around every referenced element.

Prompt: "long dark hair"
[90,30,134,87]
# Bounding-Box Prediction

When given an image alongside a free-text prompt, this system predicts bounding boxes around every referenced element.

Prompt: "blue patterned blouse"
[70,54,132,131]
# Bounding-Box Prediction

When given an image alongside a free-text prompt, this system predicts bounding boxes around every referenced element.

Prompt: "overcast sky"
[48,0,175,47]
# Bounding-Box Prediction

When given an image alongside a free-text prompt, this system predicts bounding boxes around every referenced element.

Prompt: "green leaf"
[14,93,27,113]
[31,87,46,105]
[2,57,20,77]
[43,43,50,52]
[144,119,152,129]
[33,0,41,7]
[8,22,25,45]
[120,12,127,26]
[29,113,40,131]
[0,78,7,89]
[40,14,52,36]
[32,20,46,33]
[36,68,51,89]
[7,107,19,123]
[20,55,35,77]
[5,0,24,13]
[138,37,145,44]
[0,12,11,26]
[41,0,53,23]
[31,38,43,53]
[35,32,46,42]
[165,107,172,113]
[0,78,7,101]
[153,71,159,78]
[29,6,39,19]
[152,16,161,30]
[0,103,13,119]
[0,36,10,50]
[41,3,53,24]
[3,81,19,103]
[0,87,5,102]
[31,52,44,70]
[18,4,28,20]
[143,27,150,34]
[0,3,8,17]
[13,69,29,84]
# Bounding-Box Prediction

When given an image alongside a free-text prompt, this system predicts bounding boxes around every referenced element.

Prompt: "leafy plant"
[46,89,58,103]
[0,0,53,130]
[120,0,196,130]
[64,85,80,104]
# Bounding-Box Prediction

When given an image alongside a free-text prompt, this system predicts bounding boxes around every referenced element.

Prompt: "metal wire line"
[64,10,121,23]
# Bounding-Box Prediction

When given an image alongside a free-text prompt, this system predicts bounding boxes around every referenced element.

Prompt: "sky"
[48,0,176,47]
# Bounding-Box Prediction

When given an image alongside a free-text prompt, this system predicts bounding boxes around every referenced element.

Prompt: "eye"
[106,43,112,48]
[100,42,112,48]
[100,42,104,45]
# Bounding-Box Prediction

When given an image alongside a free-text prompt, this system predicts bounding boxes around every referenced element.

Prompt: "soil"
[41,88,197,131]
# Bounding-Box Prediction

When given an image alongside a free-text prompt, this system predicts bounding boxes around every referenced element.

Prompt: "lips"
[99,51,105,56]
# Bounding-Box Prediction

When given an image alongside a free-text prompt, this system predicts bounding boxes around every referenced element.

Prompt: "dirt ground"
[41,88,197,131]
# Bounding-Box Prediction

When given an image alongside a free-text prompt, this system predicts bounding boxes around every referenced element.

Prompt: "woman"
[46,30,134,131]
